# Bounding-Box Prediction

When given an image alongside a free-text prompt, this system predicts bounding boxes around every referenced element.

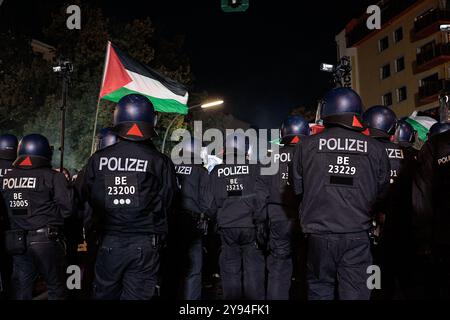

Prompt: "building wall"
[340,0,449,117]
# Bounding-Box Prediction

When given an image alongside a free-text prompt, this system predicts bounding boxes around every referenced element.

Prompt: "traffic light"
[221,0,249,13]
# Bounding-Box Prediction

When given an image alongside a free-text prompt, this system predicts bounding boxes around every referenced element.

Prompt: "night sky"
[2,0,374,129]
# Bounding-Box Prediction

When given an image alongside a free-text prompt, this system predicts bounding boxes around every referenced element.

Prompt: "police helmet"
[14,134,52,168]
[320,87,364,129]
[97,127,118,151]
[0,134,18,161]
[363,105,398,136]
[280,115,310,144]
[394,120,415,144]
[429,122,450,138]
[113,94,157,141]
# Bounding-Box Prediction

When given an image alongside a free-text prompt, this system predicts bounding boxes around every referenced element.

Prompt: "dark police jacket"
[80,140,177,236]
[292,126,391,234]
[413,130,450,246]
[0,159,14,231]
[174,160,210,216]
[373,137,417,241]
[0,163,73,231]
[208,158,267,229]
[264,144,299,222]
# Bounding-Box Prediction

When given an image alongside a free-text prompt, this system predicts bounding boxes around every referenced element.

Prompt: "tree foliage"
[0,2,194,171]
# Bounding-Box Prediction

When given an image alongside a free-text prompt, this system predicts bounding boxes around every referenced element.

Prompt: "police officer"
[265,115,310,300]
[208,132,267,300]
[171,138,210,300]
[80,94,177,300]
[413,124,450,299]
[292,88,390,300]
[0,134,18,299]
[363,107,416,299]
[429,122,450,138]
[0,134,72,300]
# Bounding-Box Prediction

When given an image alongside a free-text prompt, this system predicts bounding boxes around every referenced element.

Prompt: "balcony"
[417,79,450,105]
[413,9,450,41]
[414,43,450,74]
[346,0,419,47]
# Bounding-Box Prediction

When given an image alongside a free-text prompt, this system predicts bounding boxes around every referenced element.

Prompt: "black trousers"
[93,234,161,300]
[267,219,295,300]
[219,228,265,300]
[12,233,67,300]
[306,232,372,300]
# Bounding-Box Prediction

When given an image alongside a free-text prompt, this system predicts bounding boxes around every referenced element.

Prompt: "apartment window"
[420,73,438,86]
[382,92,393,106]
[395,57,405,72]
[397,86,408,102]
[394,27,403,43]
[380,63,391,79]
[379,36,389,52]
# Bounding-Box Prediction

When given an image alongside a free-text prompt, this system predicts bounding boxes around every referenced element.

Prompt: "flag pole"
[90,41,111,155]
[90,97,102,155]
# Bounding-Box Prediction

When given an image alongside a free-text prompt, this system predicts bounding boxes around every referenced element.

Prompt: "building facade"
[336,0,450,118]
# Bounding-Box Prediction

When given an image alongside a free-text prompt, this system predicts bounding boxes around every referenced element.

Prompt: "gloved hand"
[196,213,209,236]
[255,222,268,250]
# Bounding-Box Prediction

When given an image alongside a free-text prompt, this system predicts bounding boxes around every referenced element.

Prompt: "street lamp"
[161,99,224,153]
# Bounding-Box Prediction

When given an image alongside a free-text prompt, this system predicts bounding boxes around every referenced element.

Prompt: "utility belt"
[178,209,209,236]
[4,226,64,256]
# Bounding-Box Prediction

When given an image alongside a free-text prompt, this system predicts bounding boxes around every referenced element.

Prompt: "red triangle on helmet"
[20,156,33,167]
[352,115,363,128]
[126,123,144,138]
[362,128,371,136]
[290,136,300,144]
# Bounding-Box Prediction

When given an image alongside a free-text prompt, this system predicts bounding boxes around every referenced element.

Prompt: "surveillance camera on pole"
[440,24,450,33]
[320,63,335,73]
[52,59,73,171]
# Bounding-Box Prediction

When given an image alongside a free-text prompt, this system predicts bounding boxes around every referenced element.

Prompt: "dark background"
[1,0,374,129]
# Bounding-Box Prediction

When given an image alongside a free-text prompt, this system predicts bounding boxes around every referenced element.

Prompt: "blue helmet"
[0,134,18,160]
[395,120,415,144]
[363,105,398,136]
[321,87,363,118]
[97,127,118,151]
[320,87,364,129]
[113,94,157,141]
[280,115,310,144]
[14,134,52,168]
[429,122,450,138]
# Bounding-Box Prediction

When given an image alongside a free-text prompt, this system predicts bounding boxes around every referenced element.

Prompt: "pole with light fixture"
[161,100,224,153]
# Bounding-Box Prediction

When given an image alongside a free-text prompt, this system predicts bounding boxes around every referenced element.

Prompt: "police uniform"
[0,134,72,300]
[292,88,391,300]
[265,144,299,300]
[80,93,177,300]
[173,159,210,300]
[208,152,267,300]
[413,129,450,299]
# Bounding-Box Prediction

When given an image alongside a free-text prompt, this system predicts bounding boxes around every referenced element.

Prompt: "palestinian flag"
[99,41,188,114]
[405,111,437,142]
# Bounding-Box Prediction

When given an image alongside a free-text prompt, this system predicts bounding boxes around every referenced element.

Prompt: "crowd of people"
[0,88,449,300]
